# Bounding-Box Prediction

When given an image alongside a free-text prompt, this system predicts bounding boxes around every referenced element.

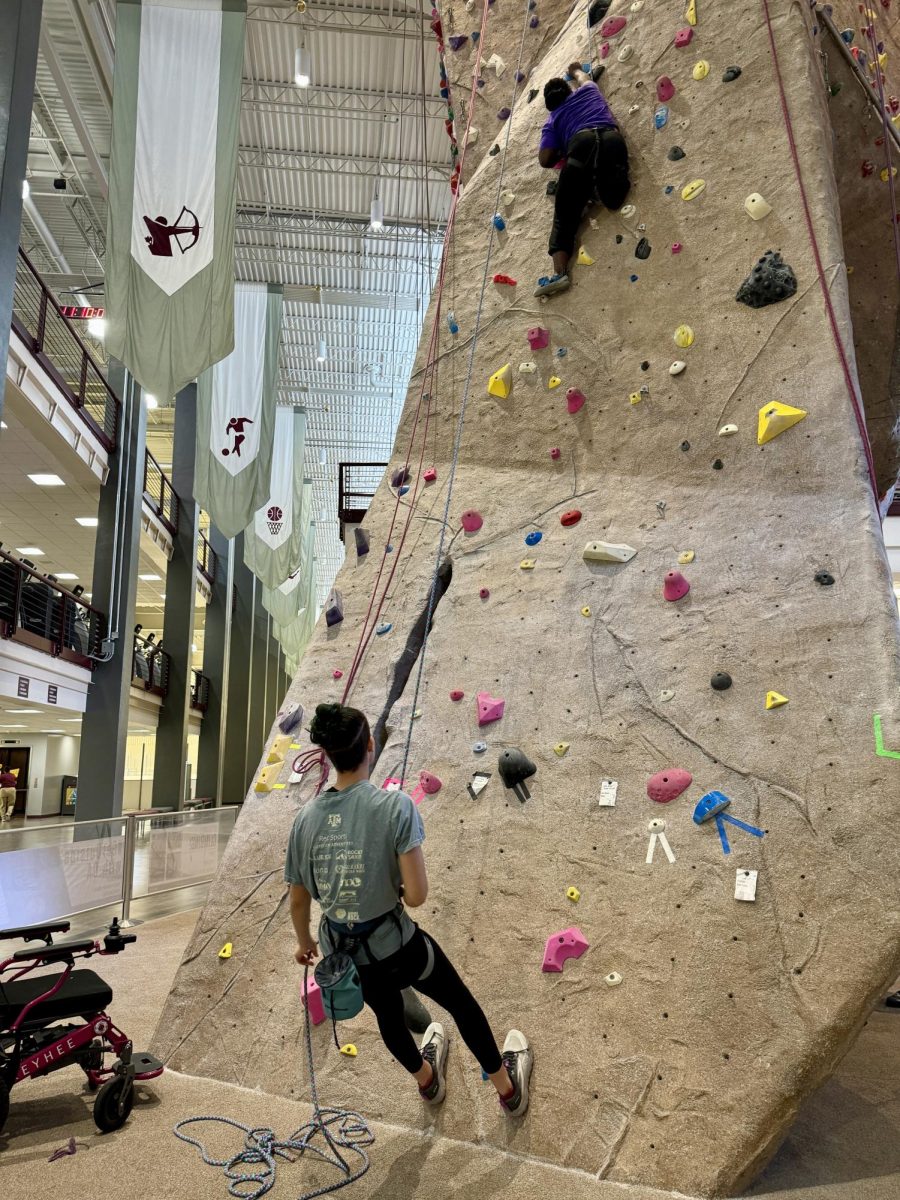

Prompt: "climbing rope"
[173,967,373,1200]
[859,11,900,292]
[761,0,880,506]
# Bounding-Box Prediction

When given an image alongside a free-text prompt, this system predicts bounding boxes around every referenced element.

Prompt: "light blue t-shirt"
[284,780,425,961]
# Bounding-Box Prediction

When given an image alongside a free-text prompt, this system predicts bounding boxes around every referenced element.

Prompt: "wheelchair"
[0,918,164,1135]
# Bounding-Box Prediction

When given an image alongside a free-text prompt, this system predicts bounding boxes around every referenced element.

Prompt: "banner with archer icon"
[244,407,312,588]
[105,0,245,401]
[194,282,282,538]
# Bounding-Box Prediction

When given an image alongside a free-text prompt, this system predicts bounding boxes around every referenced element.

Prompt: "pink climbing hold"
[450,689,465,701]
[332,669,343,680]
[542,926,590,973]
[600,41,610,59]
[674,27,693,46]
[419,770,443,795]
[301,976,326,1026]
[647,767,693,804]
[479,587,490,600]
[527,326,550,350]
[476,691,505,726]
[657,75,675,103]
[663,570,691,601]
[461,510,484,532]
[672,242,683,254]
[566,387,586,414]
[423,467,437,482]
[549,447,561,460]
[600,15,626,38]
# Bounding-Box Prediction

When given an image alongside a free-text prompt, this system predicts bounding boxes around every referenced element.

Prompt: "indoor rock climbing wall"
[155,1,900,1195]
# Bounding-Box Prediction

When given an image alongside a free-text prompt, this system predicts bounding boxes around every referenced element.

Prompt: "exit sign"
[58,305,105,320]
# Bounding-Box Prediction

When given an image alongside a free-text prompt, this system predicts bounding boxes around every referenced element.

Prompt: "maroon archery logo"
[266,505,284,537]
[222,416,253,458]
[143,206,201,257]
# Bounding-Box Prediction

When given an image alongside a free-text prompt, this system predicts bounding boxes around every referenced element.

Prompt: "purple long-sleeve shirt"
[538,82,617,155]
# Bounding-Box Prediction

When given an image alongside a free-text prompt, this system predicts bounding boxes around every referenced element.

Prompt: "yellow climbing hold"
[766,691,789,710]
[581,605,592,617]
[757,400,808,445]
[685,0,697,25]
[566,886,581,902]
[340,1044,358,1058]
[882,166,898,183]
[681,179,706,201]
[520,559,536,570]
[218,942,233,960]
[577,246,595,265]
[255,763,282,793]
[487,363,513,399]
[548,375,562,389]
[674,324,695,348]
[677,550,695,565]
[692,59,710,80]
[629,391,642,405]
[554,742,570,757]
[267,734,291,764]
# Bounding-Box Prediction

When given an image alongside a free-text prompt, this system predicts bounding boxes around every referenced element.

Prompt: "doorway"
[0,747,30,817]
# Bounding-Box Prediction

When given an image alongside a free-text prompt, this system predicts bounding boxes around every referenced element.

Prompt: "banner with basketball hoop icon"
[105,0,246,401]
[194,282,282,538]
[243,406,309,588]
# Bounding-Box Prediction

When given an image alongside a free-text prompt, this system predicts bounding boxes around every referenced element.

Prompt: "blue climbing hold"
[665,185,675,194]
[386,545,394,553]
[471,30,480,43]
[525,531,543,546]
[492,213,507,232]
[376,623,392,636]
[399,485,410,496]
[473,741,488,754]
[692,791,731,825]
[447,311,459,335]
[655,105,669,130]
[840,27,854,43]
[630,274,639,282]
[556,346,568,358]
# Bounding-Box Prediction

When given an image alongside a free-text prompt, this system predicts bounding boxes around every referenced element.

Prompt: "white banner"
[210,283,267,474]
[253,406,295,550]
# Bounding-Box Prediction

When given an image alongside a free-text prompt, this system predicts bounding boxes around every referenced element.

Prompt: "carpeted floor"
[2,909,899,1200]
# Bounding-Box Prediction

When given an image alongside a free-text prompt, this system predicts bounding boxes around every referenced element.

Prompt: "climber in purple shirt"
[534,64,631,298]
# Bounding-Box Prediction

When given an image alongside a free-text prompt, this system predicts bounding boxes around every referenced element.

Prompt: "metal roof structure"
[21,0,449,603]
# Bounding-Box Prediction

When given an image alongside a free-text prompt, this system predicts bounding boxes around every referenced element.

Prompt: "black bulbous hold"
[814,570,835,586]
[711,672,733,691]
[497,747,536,789]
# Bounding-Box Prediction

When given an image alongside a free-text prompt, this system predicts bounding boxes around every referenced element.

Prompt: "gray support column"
[0,0,42,423]
[152,385,200,811]
[266,611,280,726]
[220,534,253,806]
[78,365,147,820]
[244,576,269,794]
[196,525,233,805]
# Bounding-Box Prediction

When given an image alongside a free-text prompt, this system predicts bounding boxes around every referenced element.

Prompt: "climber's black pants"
[357,927,503,1076]
[548,125,630,258]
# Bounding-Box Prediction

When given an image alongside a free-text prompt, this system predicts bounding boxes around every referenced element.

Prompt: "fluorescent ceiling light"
[76,517,98,527]
[191,643,198,653]
[28,473,64,486]
[56,573,78,580]
[58,718,82,723]
[316,339,327,364]
[2,725,26,730]
[6,708,41,714]
[21,179,29,200]
[294,45,311,87]
[139,573,162,581]
[145,393,158,409]
[1,421,8,429]
[87,316,106,339]
[370,194,384,231]
[46,730,64,734]
[16,547,44,556]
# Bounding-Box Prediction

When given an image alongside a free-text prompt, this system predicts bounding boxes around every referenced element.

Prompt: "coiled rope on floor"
[172,968,374,1200]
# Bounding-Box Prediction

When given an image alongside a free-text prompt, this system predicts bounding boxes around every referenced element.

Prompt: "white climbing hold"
[669,360,686,376]
[583,541,638,564]
[718,423,739,436]
[466,127,479,146]
[744,192,772,220]
[487,52,507,77]
[618,44,634,62]
[500,189,516,207]
[620,203,637,220]
[659,688,675,703]
[519,361,537,374]
[605,971,623,987]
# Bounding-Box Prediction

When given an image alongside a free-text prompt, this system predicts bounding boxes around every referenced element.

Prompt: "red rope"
[761,0,880,505]
[860,16,900,294]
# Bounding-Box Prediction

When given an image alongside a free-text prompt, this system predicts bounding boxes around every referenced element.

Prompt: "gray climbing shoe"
[534,273,570,298]
[499,1029,533,1117]
[419,1022,448,1104]
[402,988,432,1035]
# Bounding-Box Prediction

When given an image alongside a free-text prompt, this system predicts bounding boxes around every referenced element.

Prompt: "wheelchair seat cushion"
[0,969,113,1029]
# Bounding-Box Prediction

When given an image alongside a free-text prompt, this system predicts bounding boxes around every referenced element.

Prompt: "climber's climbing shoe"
[534,273,570,297]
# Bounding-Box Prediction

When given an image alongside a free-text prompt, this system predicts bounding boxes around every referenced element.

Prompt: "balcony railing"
[132,633,170,698]
[11,248,119,450]
[190,669,210,713]
[0,549,106,668]
[338,461,388,537]
[197,531,216,585]
[143,448,179,535]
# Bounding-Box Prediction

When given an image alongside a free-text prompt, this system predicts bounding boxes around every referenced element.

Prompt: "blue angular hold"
[630,274,639,282]
[492,213,507,232]
[693,791,731,825]
[471,30,480,42]
[840,27,854,43]
[399,485,410,496]
[655,105,669,130]
[376,622,393,636]
[473,741,488,753]
[525,530,543,546]
[665,185,675,194]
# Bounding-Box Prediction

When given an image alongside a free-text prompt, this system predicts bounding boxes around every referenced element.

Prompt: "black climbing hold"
[489,144,501,157]
[722,66,742,83]
[736,250,797,309]
[668,145,686,161]
[635,237,651,260]
[279,704,304,734]
[498,747,537,802]
[615,234,623,244]
[325,589,344,627]
[711,672,733,691]
[528,88,539,104]
[592,64,606,84]
[391,466,411,488]
[640,360,650,371]
[588,0,612,27]
[712,459,724,470]
[546,178,558,196]
[354,527,370,557]
[680,440,691,452]
[814,570,835,586]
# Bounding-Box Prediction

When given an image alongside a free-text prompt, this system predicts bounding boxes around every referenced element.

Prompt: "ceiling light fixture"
[56,573,78,581]
[6,708,41,714]
[370,192,384,231]
[75,516,98,527]
[28,473,64,487]
[294,45,311,88]
[16,547,44,556]
[139,573,162,581]
[316,338,327,364]
[144,393,158,409]
[21,179,29,200]
[319,446,327,466]
[87,316,106,339]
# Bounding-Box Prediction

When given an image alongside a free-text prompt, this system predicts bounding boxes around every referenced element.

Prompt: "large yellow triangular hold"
[685,0,697,26]
[267,734,291,764]
[487,363,512,399]
[577,246,594,266]
[255,762,283,793]
[757,401,807,445]
[218,942,233,960]
[765,691,789,710]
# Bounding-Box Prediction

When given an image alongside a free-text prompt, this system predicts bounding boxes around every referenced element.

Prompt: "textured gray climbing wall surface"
[155,1,900,1195]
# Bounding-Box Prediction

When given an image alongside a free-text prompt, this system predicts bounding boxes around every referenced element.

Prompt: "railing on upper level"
[337,461,388,537]
[10,248,120,450]
[142,448,179,536]
[0,549,106,668]
[132,633,170,698]
[190,669,210,713]
[197,531,217,585]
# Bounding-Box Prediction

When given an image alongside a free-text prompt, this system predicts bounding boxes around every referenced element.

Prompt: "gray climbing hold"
[736,250,797,308]
[473,741,488,753]
[712,459,724,470]
[391,466,411,488]
[489,144,501,156]
[659,688,675,703]
[376,622,392,636]
[815,570,835,586]
[635,237,651,259]
[615,234,624,244]
[498,747,537,801]
[528,87,539,103]
[722,65,742,82]
[354,527,370,557]
[325,589,344,627]
[668,145,686,161]
[711,672,732,691]
[680,440,690,452]
[546,178,558,196]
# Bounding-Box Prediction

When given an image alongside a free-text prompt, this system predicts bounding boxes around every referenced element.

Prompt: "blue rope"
[173,967,373,1200]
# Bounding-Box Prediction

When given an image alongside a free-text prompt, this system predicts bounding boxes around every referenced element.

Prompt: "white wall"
[44,735,80,816]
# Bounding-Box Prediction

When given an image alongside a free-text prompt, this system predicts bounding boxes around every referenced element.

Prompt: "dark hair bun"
[309,702,344,746]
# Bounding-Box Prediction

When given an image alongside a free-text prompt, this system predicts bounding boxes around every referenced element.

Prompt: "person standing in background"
[0,767,18,822]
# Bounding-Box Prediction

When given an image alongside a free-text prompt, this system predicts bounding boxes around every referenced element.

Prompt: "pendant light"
[294,45,311,88]
[370,191,384,231]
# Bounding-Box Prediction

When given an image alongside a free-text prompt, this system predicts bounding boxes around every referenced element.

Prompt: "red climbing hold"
[657,76,675,103]
[527,326,550,350]
[600,41,610,58]
[674,27,693,46]
[419,771,443,795]
[542,926,590,973]
[492,273,517,286]
[560,509,582,527]
[663,570,691,601]
[549,447,561,460]
[647,767,693,804]
[862,160,875,178]
[479,587,490,599]
[450,689,465,702]
[672,242,683,254]
[461,510,484,532]
[423,467,437,482]
[477,691,505,726]
[332,669,343,680]
[566,387,586,414]
[600,15,626,37]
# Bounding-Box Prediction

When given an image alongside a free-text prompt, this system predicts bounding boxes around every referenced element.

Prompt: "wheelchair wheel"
[0,1077,8,1136]
[93,1076,134,1133]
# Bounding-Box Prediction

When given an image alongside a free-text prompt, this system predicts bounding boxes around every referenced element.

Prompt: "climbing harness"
[173,966,373,1200]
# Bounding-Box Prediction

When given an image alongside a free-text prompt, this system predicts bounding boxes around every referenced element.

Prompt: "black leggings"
[549,125,630,257]
[356,928,503,1076]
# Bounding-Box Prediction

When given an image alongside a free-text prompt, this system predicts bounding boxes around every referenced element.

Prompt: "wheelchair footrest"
[131,1051,164,1078]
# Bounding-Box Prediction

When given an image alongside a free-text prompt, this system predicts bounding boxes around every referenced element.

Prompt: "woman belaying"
[285,702,534,1115]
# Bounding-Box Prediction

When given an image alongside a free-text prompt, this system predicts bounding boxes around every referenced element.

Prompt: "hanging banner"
[194,283,282,538]
[262,521,316,626]
[106,0,246,401]
[243,409,309,588]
